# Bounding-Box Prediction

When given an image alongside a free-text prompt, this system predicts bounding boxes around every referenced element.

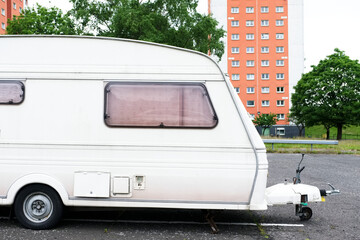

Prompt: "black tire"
[14,185,63,230]
[299,207,312,221]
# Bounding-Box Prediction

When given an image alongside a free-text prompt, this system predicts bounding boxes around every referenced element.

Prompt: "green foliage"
[69,0,225,59]
[6,4,81,35]
[291,49,360,140]
[253,113,278,135]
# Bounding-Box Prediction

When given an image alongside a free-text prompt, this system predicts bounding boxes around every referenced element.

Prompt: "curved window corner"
[104,82,218,128]
[0,81,25,104]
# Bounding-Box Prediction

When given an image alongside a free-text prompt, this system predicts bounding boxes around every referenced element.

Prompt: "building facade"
[0,0,26,34]
[210,0,304,125]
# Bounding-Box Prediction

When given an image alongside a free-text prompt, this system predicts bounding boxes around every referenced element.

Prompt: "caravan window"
[104,83,218,128]
[0,81,24,104]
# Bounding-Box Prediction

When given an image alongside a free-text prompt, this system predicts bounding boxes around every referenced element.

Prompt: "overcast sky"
[30,0,360,73]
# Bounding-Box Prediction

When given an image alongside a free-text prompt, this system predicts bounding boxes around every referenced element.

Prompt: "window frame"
[232,74,240,81]
[261,47,269,53]
[247,74,255,80]
[0,80,25,105]
[246,7,254,13]
[246,20,255,27]
[261,60,269,67]
[231,20,239,27]
[231,7,239,14]
[277,100,285,106]
[261,100,270,107]
[261,6,269,13]
[104,82,218,129]
[276,60,285,66]
[247,100,255,107]
[261,87,270,93]
[276,73,285,79]
[276,46,284,53]
[231,47,240,54]
[246,60,255,67]
[276,6,284,13]
[261,73,270,80]
[246,47,255,53]
[246,33,255,40]
[232,60,240,67]
[276,20,284,26]
[246,87,255,94]
[276,33,284,39]
[261,33,269,40]
[276,86,285,93]
[231,34,239,40]
[261,20,269,26]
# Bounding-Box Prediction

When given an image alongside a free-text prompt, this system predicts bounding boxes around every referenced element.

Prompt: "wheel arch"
[4,174,69,206]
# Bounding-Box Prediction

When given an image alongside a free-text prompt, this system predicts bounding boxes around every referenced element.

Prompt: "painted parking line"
[63,218,304,227]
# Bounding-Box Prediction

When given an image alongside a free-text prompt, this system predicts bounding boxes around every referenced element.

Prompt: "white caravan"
[0,36,337,230]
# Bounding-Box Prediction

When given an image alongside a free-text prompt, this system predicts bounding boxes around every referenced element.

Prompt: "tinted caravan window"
[105,83,218,128]
[0,81,24,104]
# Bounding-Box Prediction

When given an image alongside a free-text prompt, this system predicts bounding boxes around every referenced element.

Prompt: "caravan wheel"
[14,185,63,229]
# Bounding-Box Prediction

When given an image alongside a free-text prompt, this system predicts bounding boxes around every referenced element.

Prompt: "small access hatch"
[113,177,130,194]
[74,172,110,198]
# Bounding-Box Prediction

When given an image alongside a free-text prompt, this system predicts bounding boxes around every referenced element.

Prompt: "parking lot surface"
[0,153,359,239]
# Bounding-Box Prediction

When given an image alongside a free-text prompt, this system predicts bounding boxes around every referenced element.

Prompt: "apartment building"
[0,0,26,34]
[210,0,304,126]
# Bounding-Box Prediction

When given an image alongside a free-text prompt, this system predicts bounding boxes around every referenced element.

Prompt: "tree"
[291,49,360,140]
[69,0,225,59]
[6,4,81,35]
[287,113,305,137]
[253,113,278,136]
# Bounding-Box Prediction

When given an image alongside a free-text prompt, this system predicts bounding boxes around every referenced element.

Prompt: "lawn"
[263,125,360,154]
[305,125,360,140]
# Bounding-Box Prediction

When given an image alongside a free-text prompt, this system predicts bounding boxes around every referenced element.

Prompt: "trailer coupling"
[320,183,340,197]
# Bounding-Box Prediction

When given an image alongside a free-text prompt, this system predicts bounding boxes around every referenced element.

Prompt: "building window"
[276,33,284,39]
[247,87,255,93]
[261,20,269,26]
[231,34,239,40]
[1,22,5,30]
[247,60,255,67]
[276,127,285,135]
[276,46,284,53]
[276,60,285,66]
[246,34,255,40]
[261,60,269,67]
[261,47,269,53]
[231,47,240,54]
[261,33,269,40]
[231,20,239,27]
[277,100,285,106]
[247,74,255,80]
[276,6,284,13]
[104,82,218,128]
[261,100,270,107]
[246,20,254,27]
[246,47,254,53]
[276,20,284,26]
[277,114,285,120]
[234,87,240,93]
[231,7,239,13]
[277,87,285,93]
[13,3,16,10]
[276,73,285,79]
[19,7,22,13]
[0,81,25,104]
[261,87,269,93]
[232,74,240,81]
[246,7,254,13]
[247,100,255,107]
[261,6,269,13]
[232,60,240,67]
[261,73,270,80]
[249,114,255,120]
[1,8,5,16]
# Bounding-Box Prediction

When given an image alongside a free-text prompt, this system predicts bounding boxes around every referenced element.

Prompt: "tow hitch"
[266,154,340,221]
